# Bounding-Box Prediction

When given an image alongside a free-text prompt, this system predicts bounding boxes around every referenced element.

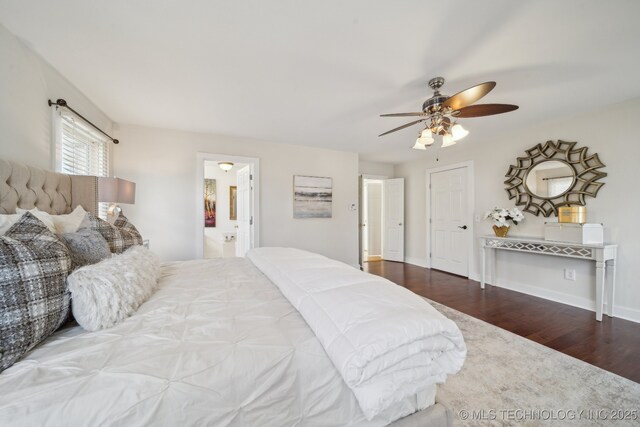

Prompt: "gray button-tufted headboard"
[0,159,98,216]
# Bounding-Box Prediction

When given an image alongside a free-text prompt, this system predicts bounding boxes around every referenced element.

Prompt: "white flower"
[484,206,525,227]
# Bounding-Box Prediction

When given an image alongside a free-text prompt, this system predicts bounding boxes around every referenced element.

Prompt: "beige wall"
[113,124,359,265]
[359,160,394,177]
[0,23,112,170]
[394,97,640,322]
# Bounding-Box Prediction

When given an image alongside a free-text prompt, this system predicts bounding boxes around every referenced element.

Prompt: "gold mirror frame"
[504,140,607,217]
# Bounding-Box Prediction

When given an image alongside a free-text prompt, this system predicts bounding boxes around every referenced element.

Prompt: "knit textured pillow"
[88,213,143,254]
[0,213,72,372]
[58,228,111,270]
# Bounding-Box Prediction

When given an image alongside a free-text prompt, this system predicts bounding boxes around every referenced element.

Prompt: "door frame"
[362,178,385,262]
[195,152,260,259]
[425,160,474,274]
[358,174,389,268]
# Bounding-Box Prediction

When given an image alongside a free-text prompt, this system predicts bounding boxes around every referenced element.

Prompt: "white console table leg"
[595,261,605,321]
[481,245,486,290]
[607,259,616,317]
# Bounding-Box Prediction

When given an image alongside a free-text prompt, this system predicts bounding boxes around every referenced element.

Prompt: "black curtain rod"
[48,99,119,144]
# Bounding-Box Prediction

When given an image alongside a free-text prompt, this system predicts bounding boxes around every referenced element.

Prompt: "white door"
[236,165,252,257]
[366,181,383,258]
[430,167,469,276]
[382,178,404,262]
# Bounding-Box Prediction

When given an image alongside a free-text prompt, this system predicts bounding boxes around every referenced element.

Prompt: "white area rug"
[430,300,640,426]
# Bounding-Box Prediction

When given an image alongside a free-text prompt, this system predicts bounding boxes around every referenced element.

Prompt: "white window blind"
[54,108,110,217]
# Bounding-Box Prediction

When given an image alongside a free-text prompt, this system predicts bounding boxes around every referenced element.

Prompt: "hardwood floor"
[364,260,640,384]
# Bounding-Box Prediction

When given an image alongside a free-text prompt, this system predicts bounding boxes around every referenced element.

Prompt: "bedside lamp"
[98,177,136,223]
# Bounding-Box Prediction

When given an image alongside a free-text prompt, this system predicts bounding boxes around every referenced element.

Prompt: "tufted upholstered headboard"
[0,159,98,216]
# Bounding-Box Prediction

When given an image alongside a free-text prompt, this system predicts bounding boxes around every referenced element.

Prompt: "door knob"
[399,223,403,226]
[458,225,468,230]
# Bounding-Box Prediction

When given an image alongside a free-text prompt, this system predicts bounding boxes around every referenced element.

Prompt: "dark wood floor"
[364,260,640,384]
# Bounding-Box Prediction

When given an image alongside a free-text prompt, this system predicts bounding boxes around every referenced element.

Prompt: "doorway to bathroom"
[195,153,260,259]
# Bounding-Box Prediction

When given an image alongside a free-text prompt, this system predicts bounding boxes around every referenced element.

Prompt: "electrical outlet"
[564,268,576,281]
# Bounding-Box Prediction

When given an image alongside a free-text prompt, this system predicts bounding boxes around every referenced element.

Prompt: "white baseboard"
[611,305,640,323]
[399,259,640,324]
[491,278,595,310]
[405,257,428,268]
[488,278,640,324]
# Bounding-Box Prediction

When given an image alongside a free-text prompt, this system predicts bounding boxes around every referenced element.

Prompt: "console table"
[479,236,617,321]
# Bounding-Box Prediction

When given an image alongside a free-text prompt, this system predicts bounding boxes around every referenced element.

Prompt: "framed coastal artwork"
[204,178,216,227]
[293,175,332,219]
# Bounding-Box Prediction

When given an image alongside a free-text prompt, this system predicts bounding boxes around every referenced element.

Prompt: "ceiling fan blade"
[380,112,427,117]
[454,103,519,118]
[378,119,425,137]
[442,81,496,111]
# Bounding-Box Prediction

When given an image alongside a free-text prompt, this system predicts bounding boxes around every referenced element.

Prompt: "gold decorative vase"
[493,225,510,237]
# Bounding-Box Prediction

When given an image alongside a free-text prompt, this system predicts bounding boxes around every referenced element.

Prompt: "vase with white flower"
[484,207,525,237]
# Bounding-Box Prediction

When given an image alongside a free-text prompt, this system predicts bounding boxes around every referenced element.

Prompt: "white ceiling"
[1,0,639,163]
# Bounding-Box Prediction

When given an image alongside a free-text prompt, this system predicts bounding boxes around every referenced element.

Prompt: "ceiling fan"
[379,77,518,149]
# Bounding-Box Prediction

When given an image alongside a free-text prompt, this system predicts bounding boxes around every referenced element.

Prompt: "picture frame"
[293,175,332,219]
[204,178,216,227]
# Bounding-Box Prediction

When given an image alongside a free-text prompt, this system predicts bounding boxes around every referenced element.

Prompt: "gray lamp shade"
[98,177,136,204]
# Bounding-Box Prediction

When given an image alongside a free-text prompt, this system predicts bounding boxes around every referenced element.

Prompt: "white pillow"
[15,208,56,233]
[51,205,88,234]
[67,246,160,331]
[0,214,22,235]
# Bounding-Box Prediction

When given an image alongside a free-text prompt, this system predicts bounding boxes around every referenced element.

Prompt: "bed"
[0,159,463,426]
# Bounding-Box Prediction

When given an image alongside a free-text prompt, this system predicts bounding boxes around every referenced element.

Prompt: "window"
[54,108,110,217]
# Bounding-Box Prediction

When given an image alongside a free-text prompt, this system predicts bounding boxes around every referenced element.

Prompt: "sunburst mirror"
[504,140,607,217]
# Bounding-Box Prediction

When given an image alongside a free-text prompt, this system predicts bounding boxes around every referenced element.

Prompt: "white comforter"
[0,257,432,426]
[247,248,467,420]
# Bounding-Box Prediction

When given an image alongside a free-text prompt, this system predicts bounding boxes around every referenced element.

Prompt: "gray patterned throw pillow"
[88,213,143,254]
[58,228,111,270]
[0,213,72,372]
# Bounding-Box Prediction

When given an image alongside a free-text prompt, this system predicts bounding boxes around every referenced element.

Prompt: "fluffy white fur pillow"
[67,246,160,331]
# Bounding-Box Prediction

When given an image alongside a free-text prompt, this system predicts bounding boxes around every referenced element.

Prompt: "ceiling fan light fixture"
[451,124,469,141]
[418,136,434,146]
[419,129,435,145]
[379,76,518,153]
[441,134,456,148]
[413,139,427,150]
